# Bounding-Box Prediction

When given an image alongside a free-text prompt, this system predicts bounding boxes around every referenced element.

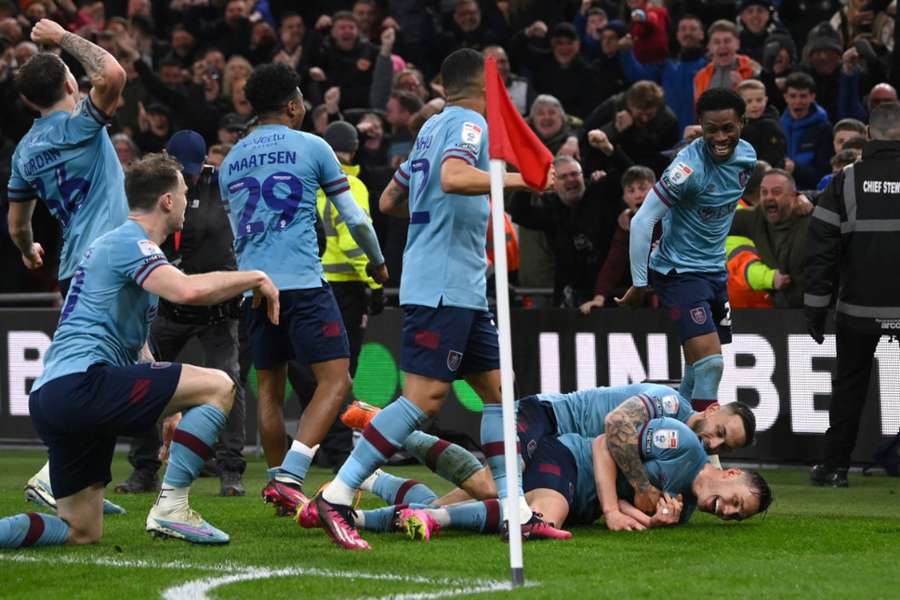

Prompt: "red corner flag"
[485,56,553,190]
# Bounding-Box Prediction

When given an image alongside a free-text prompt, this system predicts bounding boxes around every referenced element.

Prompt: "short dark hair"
[841,135,867,151]
[158,56,182,70]
[332,10,358,26]
[745,470,774,516]
[551,22,578,41]
[721,401,757,447]
[834,117,866,136]
[868,101,900,140]
[696,87,746,119]
[15,52,67,109]
[626,80,664,110]
[831,148,860,169]
[125,153,183,212]
[244,62,302,115]
[440,48,484,98]
[621,165,655,188]
[785,72,816,94]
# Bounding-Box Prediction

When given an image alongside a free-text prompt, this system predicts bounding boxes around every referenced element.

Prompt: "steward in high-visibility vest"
[312,121,383,465]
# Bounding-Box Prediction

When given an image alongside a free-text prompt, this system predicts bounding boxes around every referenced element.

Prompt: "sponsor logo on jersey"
[653,428,679,449]
[461,122,483,146]
[138,239,162,257]
[661,394,679,415]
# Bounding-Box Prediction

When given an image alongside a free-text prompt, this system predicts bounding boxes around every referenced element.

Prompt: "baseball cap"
[219,112,246,132]
[323,121,359,154]
[738,0,773,12]
[165,130,207,176]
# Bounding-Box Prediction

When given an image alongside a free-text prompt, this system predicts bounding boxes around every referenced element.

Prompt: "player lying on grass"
[298,417,772,539]
[0,154,280,549]
[340,382,756,513]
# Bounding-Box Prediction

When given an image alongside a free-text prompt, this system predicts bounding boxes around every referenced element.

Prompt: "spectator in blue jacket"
[781,72,833,189]
[618,14,707,133]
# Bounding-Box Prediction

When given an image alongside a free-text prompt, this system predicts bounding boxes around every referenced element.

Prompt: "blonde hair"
[223,55,253,97]
[736,79,766,94]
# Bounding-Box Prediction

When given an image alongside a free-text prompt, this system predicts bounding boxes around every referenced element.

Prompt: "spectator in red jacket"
[626,0,670,64]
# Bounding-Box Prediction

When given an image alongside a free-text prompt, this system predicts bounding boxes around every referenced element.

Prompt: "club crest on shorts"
[690,307,707,325]
[661,394,679,415]
[447,350,463,372]
[653,428,679,449]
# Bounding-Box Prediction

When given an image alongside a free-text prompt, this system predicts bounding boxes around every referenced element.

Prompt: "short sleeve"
[393,157,411,190]
[654,153,699,206]
[316,137,350,198]
[639,418,696,462]
[62,96,110,142]
[116,236,170,287]
[441,114,485,167]
[7,154,36,202]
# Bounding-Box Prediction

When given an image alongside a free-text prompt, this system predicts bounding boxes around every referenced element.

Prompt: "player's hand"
[773,271,791,290]
[587,129,614,155]
[615,285,646,308]
[649,493,683,527]
[614,110,633,133]
[367,262,389,284]
[604,510,647,531]
[805,307,827,344]
[31,18,67,46]
[159,412,182,462]
[633,485,663,515]
[617,500,652,527]
[252,272,280,325]
[21,243,44,270]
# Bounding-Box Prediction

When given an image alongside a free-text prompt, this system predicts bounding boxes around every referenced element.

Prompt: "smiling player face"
[689,406,747,454]
[700,108,742,162]
[697,469,761,521]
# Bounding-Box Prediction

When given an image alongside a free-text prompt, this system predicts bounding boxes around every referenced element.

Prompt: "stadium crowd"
[1,0,898,312]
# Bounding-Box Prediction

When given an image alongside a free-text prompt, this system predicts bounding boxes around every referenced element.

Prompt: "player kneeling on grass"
[305,418,771,540]
[0,154,279,549]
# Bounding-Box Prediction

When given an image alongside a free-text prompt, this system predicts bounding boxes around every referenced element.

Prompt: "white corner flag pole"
[488,158,524,587]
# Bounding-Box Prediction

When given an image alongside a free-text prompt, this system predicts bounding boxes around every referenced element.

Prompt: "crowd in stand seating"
[1,0,897,310]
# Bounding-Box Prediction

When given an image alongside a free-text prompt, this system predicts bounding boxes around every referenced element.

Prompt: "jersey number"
[59,266,86,323]
[410,159,430,206]
[227,171,304,237]
[31,166,91,227]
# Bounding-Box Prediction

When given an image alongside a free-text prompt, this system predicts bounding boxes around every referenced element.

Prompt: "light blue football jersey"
[394,106,490,310]
[33,220,169,389]
[541,383,695,439]
[219,124,348,291]
[7,97,128,280]
[616,417,709,523]
[649,138,756,275]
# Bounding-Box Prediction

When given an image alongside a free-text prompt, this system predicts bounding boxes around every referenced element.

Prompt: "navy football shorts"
[516,395,559,464]
[522,435,577,512]
[29,361,182,499]
[650,269,732,345]
[400,304,500,382]
[245,282,350,370]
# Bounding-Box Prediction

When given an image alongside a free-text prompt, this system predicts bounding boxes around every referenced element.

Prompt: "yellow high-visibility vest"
[315,163,381,289]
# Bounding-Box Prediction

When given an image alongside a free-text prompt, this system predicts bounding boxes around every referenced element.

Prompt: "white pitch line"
[0,553,527,599]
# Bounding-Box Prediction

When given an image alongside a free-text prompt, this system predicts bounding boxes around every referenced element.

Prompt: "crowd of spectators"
[1,0,898,311]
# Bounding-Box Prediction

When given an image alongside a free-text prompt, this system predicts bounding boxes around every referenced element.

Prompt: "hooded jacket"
[780,102,833,189]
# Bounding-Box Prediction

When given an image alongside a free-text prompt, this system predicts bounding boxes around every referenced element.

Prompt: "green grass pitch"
[1,449,899,599]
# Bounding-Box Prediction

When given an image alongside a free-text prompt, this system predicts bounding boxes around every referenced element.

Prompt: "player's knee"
[207,369,235,414]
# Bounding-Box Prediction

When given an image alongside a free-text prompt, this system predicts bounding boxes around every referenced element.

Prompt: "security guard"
[804,102,900,487]
[309,121,384,466]
[115,130,248,496]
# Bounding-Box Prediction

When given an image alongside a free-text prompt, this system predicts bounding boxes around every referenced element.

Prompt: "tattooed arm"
[379,176,409,218]
[30,19,126,116]
[604,396,662,515]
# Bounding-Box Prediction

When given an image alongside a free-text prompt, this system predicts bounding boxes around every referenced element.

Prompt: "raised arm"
[604,396,662,513]
[30,19,125,116]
